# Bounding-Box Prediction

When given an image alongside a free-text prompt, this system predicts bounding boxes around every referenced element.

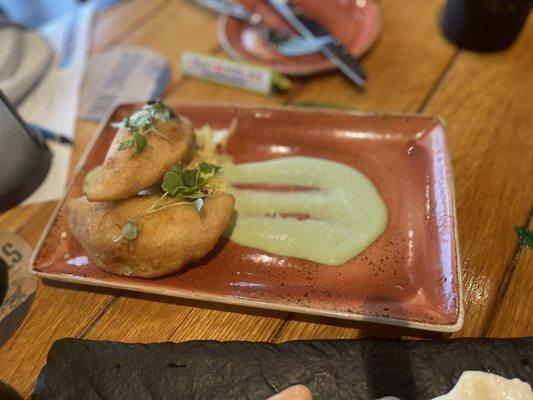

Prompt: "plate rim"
[217,0,382,76]
[29,102,463,333]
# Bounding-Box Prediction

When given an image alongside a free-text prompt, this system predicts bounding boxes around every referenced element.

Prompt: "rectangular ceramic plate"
[31,103,462,332]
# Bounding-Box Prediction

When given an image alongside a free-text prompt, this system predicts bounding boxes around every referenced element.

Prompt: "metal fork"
[195,0,331,56]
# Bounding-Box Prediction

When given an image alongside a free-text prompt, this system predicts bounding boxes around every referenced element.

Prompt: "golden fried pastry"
[67,194,234,278]
[87,108,195,202]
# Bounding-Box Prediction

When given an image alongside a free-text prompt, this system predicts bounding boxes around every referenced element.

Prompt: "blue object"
[0,0,121,28]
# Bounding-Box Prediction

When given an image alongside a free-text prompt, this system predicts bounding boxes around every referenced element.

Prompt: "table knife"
[269,0,367,87]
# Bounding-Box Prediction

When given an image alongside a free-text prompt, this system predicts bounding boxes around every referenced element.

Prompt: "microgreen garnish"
[114,162,221,242]
[148,162,220,215]
[183,168,199,188]
[117,138,134,150]
[114,221,137,242]
[199,161,221,175]
[116,133,147,153]
[516,225,533,248]
[160,162,219,199]
[133,133,147,153]
[114,101,178,153]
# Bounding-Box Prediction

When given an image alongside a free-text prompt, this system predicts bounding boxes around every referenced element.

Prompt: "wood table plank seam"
[282,81,309,105]
[78,293,123,339]
[481,209,533,336]
[448,126,531,335]
[95,0,174,54]
[419,49,460,113]
[268,314,292,343]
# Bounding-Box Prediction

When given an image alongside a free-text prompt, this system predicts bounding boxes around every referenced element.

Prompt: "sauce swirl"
[223,156,388,265]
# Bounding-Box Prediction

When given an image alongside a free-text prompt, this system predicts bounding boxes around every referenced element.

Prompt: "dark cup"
[0,90,51,212]
[441,0,531,51]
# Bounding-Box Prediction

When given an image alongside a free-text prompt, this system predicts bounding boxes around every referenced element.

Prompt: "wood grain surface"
[0,0,531,397]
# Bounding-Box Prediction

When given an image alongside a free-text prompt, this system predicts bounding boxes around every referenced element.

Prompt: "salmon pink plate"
[219,0,381,75]
[31,103,462,332]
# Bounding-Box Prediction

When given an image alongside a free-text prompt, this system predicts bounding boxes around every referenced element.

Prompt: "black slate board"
[33,337,532,400]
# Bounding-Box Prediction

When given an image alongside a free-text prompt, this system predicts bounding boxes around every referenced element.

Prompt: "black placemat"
[33,337,532,400]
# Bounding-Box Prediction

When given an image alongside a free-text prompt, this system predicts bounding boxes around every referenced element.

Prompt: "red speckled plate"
[219,0,381,75]
[31,103,462,332]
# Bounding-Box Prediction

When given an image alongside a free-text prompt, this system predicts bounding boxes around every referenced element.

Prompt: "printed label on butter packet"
[182,52,284,94]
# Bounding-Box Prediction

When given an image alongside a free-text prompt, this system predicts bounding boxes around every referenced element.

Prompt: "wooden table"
[1,0,532,396]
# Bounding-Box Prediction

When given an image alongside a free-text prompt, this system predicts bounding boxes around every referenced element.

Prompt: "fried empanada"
[87,115,195,202]
[67,194,234,278]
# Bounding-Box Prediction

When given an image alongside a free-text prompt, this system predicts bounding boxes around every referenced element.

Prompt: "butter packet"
[181,51,291,94]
